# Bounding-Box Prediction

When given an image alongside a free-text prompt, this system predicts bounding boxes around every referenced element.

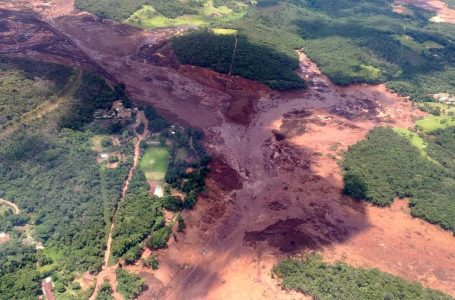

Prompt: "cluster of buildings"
[94,100,136,119]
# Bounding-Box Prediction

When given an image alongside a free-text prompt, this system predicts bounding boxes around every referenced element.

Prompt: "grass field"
[212,28,237,35]
[140,147,169,180]
[124,1,246,30]
[416,103,455,133]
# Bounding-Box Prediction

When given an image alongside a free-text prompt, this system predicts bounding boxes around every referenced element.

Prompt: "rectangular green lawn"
[140,147,169,181]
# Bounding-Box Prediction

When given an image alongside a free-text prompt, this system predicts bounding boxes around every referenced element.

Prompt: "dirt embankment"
[2,0,455,298]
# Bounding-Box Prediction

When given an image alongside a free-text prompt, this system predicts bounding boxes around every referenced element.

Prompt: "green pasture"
[140,146,169,180]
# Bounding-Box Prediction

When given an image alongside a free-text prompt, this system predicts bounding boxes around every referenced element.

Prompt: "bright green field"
[416,103,455,133]
[124,1,247,29]
[140,147,169,180]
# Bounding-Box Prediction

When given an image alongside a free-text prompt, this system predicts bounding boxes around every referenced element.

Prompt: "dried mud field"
[1,0,455,299]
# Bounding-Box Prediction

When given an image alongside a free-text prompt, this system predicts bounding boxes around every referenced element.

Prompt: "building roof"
[154,186,164,198]
[42,282,56,300]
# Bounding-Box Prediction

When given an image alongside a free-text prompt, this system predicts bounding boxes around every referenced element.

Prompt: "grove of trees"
[343,127,455,233]
[274,255,452,300]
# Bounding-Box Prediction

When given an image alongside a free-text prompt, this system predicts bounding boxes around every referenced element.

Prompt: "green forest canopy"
[343,127,455,233]
[0,57,134,298]
[274,255,452,300]
[0,56,211,298]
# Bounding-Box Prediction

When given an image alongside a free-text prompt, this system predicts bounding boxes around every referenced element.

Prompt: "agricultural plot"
[140,146,170,180]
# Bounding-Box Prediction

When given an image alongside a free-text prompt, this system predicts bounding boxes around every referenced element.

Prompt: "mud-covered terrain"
[2,0,455,299]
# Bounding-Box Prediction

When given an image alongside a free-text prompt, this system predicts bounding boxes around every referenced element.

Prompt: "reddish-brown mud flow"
[1,1,455,299]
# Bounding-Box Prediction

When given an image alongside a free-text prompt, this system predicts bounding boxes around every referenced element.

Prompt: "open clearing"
[1,0,455,299]
[140,147,169,181]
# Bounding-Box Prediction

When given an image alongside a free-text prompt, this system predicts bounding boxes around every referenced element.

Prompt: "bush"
[147,226,171,249]
[95,282,114,300]
[177,215,186,232]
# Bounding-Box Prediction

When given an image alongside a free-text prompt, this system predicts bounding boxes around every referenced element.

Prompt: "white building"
[154,186,164,198]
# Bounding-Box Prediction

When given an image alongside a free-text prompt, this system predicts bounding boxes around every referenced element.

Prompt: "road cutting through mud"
[1,1,455,299]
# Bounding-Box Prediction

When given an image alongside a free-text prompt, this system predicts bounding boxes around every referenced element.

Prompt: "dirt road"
[90,111,149,300]
[1,1,455,298]
[0,199,20,215]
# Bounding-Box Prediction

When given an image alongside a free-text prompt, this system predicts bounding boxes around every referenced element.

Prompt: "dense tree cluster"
[115,269,146,300]
[343,127,455,232]
[144,106,170,133]
[143,254,159,270]
[111,170,164,261]
[0,56,72,129]
[164,128,210,209]
[59,73,127,130]
[0,242,41,300]
[95,282,114,300]
[273,255,451,300]
[0,58,135,298]
[172,30,306,90]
